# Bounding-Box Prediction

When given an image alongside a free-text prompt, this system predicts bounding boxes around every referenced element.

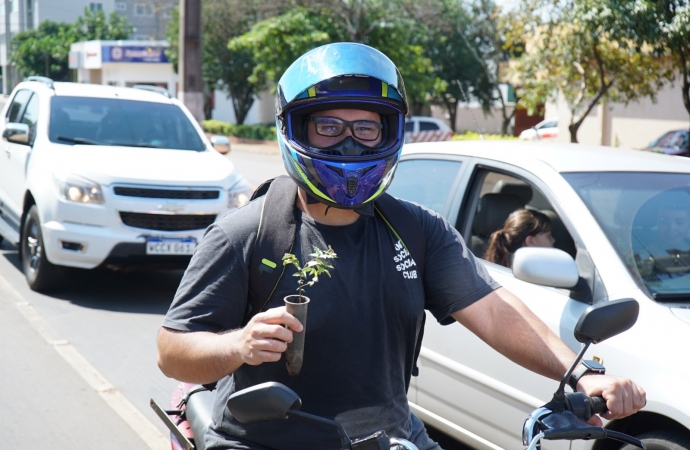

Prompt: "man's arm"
[157,307,303,384]
[452,287,646,421]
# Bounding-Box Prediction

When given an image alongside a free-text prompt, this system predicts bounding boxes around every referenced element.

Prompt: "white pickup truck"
[0,78,252,291]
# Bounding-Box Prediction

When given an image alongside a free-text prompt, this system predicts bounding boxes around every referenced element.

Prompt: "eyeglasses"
[308,116,383,141]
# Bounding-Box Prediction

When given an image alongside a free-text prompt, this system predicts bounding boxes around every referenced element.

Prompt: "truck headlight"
[228,190,251,209]
[54,174,104,204]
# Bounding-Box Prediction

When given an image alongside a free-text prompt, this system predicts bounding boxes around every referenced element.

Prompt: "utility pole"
[3,0,11,94]
[177,0,204,122]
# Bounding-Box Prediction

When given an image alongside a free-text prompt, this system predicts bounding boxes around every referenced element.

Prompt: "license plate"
[146,237,197,255]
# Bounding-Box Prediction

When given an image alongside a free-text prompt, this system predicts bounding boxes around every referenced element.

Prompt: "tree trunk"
[568,123,579,143]
[442,96,458,132]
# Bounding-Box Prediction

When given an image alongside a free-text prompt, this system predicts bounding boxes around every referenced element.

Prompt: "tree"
[508,0,672,143]
[620,1,690,132]
[166,0,287,123]
[11,8,132,81]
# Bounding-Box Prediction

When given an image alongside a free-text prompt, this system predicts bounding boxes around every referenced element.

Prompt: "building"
[113,0,176,41]
[69,39,176,94]
[1,0,116,93]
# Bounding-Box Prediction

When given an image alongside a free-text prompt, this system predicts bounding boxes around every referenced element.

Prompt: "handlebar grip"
[590,395,607,415]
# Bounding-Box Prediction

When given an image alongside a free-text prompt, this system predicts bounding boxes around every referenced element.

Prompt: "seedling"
[282,245,337,301]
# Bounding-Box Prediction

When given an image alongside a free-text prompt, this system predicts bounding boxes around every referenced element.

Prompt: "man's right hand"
[232,306,303,366]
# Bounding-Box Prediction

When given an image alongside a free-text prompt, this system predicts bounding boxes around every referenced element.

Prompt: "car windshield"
[564,172,690,302]
[651,131,689,149]
[49,96,205,151]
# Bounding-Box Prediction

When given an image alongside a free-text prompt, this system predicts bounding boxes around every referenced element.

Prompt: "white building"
[69,39,176,94]
[1,0,116,93]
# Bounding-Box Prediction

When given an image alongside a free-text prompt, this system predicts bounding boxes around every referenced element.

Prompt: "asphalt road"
[0,144,468,450]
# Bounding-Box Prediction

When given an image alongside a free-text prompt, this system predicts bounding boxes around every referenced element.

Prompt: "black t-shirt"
[163,196,500,450]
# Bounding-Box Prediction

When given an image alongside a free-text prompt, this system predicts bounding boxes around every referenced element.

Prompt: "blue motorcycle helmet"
[276,42,408,209]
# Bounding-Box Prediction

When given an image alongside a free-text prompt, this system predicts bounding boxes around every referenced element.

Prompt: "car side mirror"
[3,122,30,145]
[210,134,231,154]
[512,247,579,289]
[226,382,302,423]
[574,297,639,344]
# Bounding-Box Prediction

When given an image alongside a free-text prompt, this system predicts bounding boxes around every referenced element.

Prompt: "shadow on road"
[1,242,183,315]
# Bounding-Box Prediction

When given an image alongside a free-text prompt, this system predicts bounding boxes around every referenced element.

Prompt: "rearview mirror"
[3,122,30,145]
[574,298,639,344]
[512,247,579,289]
[210,135,231,154]
[226,382,302,423]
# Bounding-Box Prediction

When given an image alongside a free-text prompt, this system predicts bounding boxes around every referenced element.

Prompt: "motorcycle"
[151,297,645,450]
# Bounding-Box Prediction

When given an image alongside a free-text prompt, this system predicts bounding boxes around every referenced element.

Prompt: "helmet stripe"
[290,157,334,202]
[381,82,388,98]
[308,86,316,97]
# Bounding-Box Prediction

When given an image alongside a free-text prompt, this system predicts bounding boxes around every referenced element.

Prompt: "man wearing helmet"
[157,43,645,450]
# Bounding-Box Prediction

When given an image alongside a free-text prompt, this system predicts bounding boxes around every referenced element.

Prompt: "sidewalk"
[230,141,280,156]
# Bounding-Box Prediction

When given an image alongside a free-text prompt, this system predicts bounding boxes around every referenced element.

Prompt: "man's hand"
[233,306,303,366]
[578,374,647,425]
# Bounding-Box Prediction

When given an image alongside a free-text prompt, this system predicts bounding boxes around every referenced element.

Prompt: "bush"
[202,120,277,141]
[452,131,519,141]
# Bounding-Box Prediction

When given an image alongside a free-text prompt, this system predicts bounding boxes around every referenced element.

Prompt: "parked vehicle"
[384,140,690,450]
[404,116,453,144]
[150,291,643,450]
[518,119,558,141]
[645,129,689,157]
[0,77,252,291]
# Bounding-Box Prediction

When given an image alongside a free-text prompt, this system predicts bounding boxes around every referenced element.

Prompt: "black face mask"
[314,136,378,156]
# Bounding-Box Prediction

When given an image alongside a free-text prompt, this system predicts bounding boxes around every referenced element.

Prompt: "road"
[0,144,467,450]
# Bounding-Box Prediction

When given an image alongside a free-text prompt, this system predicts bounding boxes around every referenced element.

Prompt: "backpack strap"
[374,193,427,377]
[244,176,298,326]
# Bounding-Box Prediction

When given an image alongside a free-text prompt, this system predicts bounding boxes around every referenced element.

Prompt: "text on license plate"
[146,237,197,255]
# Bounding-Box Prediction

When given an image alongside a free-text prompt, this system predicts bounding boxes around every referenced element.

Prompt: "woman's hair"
[484,209,552,267]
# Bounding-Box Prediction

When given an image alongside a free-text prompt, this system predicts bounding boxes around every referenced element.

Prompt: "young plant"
[282,245,337,301]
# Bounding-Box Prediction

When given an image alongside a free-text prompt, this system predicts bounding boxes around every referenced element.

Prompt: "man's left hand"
[578,374,647,425]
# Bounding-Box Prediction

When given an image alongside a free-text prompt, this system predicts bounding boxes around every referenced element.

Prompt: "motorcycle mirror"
[226,382,302,423]
[574,298,639,344]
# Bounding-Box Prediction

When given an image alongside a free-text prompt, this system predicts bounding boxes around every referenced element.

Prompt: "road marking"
[0,275,169,450]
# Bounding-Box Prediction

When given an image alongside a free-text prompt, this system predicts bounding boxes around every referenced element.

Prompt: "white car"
[387,140,690,450]
[0,77,252,291]
[405,116,454,143]
[519,119,558,141]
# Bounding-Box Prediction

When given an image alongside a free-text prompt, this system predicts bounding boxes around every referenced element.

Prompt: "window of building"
[89,2,103,11]
[26,0,34,29]
[115,1,127,12]
[134,3,155,17]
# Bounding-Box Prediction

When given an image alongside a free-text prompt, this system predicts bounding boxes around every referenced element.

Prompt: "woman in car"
[484,209,555,268]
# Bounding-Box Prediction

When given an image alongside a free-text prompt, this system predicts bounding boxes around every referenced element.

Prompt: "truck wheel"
[21,205,64,292]
[622,431,690,450]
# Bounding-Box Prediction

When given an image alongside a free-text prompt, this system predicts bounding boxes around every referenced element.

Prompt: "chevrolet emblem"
[157,202,186,213]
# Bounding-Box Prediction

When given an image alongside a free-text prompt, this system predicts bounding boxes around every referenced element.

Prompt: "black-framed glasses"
[308,116,383,141]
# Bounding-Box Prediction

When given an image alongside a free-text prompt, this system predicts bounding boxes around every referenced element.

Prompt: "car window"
[564,172,690,302]
[387,159,462,214]
[48,96,205,151]
[20,93,40,144]
[539,121,557,129]
[6,89,32,123]
[404,121,414,132]
[419,121,440,131]
[465,169,575,262]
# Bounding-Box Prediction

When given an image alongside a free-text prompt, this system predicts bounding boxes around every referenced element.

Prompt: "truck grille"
[119,212,216,231]
[113,187,220,200]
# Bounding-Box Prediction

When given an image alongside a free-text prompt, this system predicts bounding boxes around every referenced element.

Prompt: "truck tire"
[621,431,690,450]
[21,205,65,292]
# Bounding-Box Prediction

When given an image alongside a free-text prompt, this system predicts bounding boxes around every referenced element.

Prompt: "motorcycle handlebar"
[564,393,607,420]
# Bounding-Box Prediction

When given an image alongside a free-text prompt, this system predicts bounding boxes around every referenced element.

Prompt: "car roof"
[18,81,173,104]
[402,140,690,174]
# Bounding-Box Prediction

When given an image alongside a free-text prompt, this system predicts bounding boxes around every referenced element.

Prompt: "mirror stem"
[288,410,353,449]
[557,339,592,394]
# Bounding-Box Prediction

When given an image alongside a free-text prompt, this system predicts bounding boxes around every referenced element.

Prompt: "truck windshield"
[564,172,690,302]
[49,96,206,151]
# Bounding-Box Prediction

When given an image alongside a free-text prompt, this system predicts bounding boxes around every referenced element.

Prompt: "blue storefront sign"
[102,46,168,63]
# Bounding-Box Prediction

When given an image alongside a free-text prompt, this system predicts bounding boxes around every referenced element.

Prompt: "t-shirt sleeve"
[402,201,501,325]
[162,207,257,333]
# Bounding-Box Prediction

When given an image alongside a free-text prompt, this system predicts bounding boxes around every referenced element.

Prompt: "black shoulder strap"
[374,193,427,377]
[244,176,298,326]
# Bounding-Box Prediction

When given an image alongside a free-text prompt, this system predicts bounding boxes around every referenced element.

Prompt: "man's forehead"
[311,108,381,120]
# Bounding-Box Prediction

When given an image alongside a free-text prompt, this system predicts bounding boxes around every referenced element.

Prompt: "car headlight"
[54,174,104,204]
[228,190,251,209]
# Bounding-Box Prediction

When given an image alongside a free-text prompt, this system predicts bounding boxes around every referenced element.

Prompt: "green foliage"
[202,120,277,140]
[507,0,672,143]
[282,246,338,300]
[451,131,518,140]
[11,8,133,81]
